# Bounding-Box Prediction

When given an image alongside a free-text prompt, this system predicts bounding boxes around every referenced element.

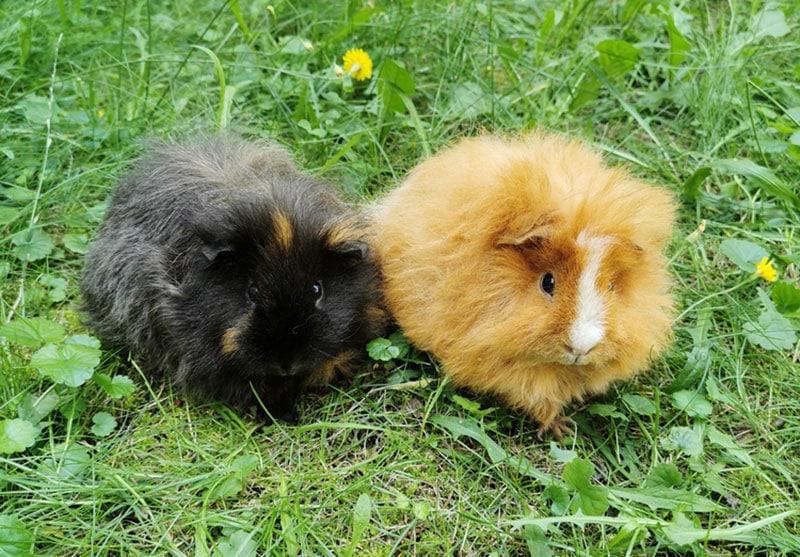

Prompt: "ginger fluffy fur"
[373,133,676,437]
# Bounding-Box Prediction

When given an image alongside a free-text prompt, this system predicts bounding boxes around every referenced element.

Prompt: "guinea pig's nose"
[563,343,594,366]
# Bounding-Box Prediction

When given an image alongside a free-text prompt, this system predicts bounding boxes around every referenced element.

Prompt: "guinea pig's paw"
[537,414,576,442]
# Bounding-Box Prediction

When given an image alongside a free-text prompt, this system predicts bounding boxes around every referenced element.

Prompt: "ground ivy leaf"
[523,524,552,557]
[662,426,704,457]
[38,443,91,481]
[645,463,682,488]
[743,311,797,351]
[93,373,136,399]
[0,514,34,556]
[213,529,258,557]
[542,484,570,516]
[91,412,117,437]
[16,391,60,424]
[577,484,609,516]
[670,390,713,418]
[10,228,54,262]
[0,317,65,347]
[563,458,594,490]
[719,238,768,271]
[0,419,38,454]
[549,442,577,463]
[62,232,90,254]
[751,7,790,40]
[771,281,800,315]
[31,338,101,387]
[623,394,657,415]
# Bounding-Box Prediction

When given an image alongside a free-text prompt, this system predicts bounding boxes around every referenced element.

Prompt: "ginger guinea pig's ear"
[496,211,559,247]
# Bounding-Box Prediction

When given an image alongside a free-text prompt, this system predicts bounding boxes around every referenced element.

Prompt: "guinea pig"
[372,132,676,438]
[81,136,387,422]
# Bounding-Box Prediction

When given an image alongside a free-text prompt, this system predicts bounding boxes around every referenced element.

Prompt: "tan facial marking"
[273,211,294,251]
[220,327,240,356]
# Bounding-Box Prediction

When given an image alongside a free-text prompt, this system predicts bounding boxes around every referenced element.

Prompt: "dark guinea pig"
[80,136,387,421]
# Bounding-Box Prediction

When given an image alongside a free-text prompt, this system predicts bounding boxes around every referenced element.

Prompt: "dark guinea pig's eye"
[247,283,259,303]
[608,282,615,292]
[540,272,555,297]
[312,281,323,303]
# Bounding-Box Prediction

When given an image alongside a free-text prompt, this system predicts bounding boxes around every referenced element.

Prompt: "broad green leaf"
[706,425,753,466]
[0,419,38,454]
[93,373,136,399]
[713,159,800,207]
[595,40,640,77]
[751,8,790,40]
[542,484,570,516]
[563,458,609,516]
[523,524,552,557]
[771,281,800,316]
[429,415,508,464]
[350,493,372,549]
[664,12,691,67]
[10,228,54,262]
[719,238,768,271]
[663,510,796,546]
[213,529,258,557]
[670,390,713,418]
[662,426,704,457]
[231,455,259,478]
[681,166,710,203]
[38,443,91,481]
[17,391,60,424]
[18,94,53,124]
[378,58,415,115]
[645,463,682,488]
[90,412,117,437]
[562,458,593,491]
[31,336,102,387]
[622,394,656,416]
[611,487,718,513]
[442,81,492,120]
[0,317,65,347]
[0,515,34,557]
[62,233,90,254]
[549,442,577,463]
[667,345,710,392]
[743,311,797,351]
[366,338,399,362]
[586,403,626,419]
[0,206,21,226]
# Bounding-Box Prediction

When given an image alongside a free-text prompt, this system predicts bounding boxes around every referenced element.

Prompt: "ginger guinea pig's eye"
[247,283,259,303]
[540,272,555,298]
[312,281,324,305]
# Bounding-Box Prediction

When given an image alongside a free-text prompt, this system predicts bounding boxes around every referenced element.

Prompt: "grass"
[1,0,799,555]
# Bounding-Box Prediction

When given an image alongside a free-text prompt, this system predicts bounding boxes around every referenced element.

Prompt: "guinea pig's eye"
[312,281,324,303]
[247,283,259,303]
[540,272,555,298]
[608,282,615,292]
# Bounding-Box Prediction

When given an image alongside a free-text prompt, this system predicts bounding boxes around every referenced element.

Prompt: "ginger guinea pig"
[81,136,387,422]
[373,133,676,438]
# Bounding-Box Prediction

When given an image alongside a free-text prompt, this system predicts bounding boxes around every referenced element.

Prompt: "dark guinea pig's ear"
[200,241,236,262]
[330,239,369,260]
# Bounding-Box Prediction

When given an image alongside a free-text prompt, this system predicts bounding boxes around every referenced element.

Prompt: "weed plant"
[1,1,799,555]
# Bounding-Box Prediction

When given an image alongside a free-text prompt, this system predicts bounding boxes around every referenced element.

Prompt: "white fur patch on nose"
[569,231,609,355]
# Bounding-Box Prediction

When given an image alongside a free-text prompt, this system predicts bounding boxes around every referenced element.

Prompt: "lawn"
[1,0,799,555]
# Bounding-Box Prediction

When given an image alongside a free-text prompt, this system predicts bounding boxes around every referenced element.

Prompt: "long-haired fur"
[81,136,387,421]
[373,132,675,437]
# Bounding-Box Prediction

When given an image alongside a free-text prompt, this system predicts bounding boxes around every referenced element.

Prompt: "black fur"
[80,136,387,420]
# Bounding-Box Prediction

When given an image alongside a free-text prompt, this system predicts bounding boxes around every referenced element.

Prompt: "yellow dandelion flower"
[754,257,777,282]
[97,108,105,118]
[342,48,373,81]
